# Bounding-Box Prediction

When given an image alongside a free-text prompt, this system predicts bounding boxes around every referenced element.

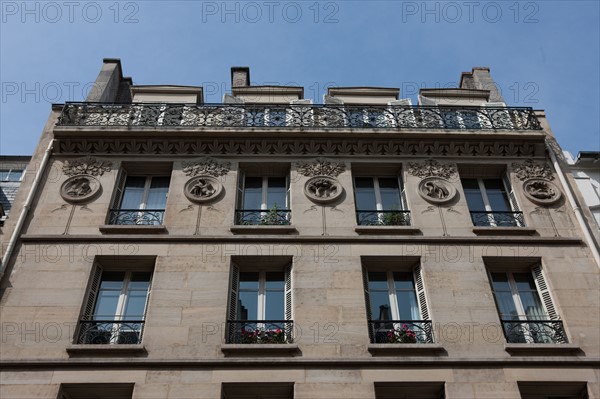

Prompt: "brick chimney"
[460,67,504,103]
[231,67,250,88]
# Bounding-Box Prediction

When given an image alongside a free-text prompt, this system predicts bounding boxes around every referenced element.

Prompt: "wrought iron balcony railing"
[226,320,294,344]
[235,209,291,225]
[356,210,411,226]
[108,209,165,225]
[368,320,433,344]
[76,320,145,345]
[501,319,568,344]
[470,211,525,227]
[57,102,542,130]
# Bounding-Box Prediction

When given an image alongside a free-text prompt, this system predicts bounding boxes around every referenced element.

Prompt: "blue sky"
[1,0,599,155]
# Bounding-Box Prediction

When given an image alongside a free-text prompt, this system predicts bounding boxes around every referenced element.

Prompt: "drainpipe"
[546,141,600,268]
[0,139,55,283]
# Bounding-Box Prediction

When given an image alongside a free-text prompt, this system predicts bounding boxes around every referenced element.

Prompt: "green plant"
[259,204,290,225]
[386,324,418,343]
[380,207,409,226]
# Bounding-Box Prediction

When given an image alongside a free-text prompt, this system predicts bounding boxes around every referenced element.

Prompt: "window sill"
[66,344,147,357]
[230,225,298,235]
[355,226,421,235]
[220,344,300,357]
[472,227,537,236]
[99,225,168,234]
[368,343,445,356]
[504,343,582,356]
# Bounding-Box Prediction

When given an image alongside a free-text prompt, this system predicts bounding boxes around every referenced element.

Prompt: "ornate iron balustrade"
[368,320,433,344]
[501,319,567,344]
[235,209,291,225]
[226,320,294,344]
[76,320,145,345]
[356,210,411,226]
[57,102,542,130]
[470,211,524,227]
[108,209,165,225]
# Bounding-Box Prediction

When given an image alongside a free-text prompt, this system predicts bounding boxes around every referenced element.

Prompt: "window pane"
[393,272,414,290]
[397,290,420,320]
[128,272,151,289]
[513,273,536,291]
[355,178,376,209]
[378,178,401,210]
[123,291,148,318]
[7,169,23,181]
[484,179,511,212]
[494,291,519,320]
[265,291,284,320]
[243,177,263,209]
[368,272,388,290]
[146,176,170,209]
[462,179,486,211]
[370,291,392,320]
[94,291,120,319]
[238,291,258,320]
[99,272,126,289]
[239,272,259,290]
[0,170,9,181]
[267,177,287,208]
[120,176,146,209]
[265,272,285,290]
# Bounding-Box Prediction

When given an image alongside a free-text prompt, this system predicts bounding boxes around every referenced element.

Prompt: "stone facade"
[0,60,598,399]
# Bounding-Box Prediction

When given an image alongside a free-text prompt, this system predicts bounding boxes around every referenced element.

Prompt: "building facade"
[564,151,600,231]
[0,156,30,226]
[0,60,598,399]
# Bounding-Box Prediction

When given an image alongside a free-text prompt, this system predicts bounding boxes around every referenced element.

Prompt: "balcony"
[76,320,144,345]
[368,320,434,344]
[235,209,291,226]
[356,210,411,226]
[501,319,568,344]
[108,209,165,225]
[57,102,542,130]
[226,320,294,344]
[470,211,524,227]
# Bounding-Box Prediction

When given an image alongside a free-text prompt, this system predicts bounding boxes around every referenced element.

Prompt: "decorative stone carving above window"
[62,156,112,177]
[297,158,346,178]
[60,175,102,203]
[522,178,562,205]
[417,177,457,205]
[184,176,223,204]
[512,159,554,181]
[407,160,457,180]
[182,158,231,178]
[304,176,343,204]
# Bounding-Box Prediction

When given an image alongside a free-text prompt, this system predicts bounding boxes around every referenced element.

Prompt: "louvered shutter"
[76,263,103,344]
[236,169,245,224]
[532,265,567,343]
[139,272,153,342]
[362,267,374,343]
[285,174,291,222]
[502,173,523,226]
[108,168,127,223]
[227,264,240,344]
[284,264,293,321]
[413,264,433,343]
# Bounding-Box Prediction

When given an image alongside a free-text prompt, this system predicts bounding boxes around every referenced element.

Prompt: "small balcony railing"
[57,102,542,130]
[501,319,567,344]
[356,210,411,226]
[108,209,165,225]
[368,320,433,344]
[470,211,524,227]
[226,320,294,344]
[235,209,291,225]
[76,319,145,345]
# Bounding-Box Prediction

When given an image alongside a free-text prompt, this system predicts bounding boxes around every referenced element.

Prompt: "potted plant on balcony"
[240,327,286,344]
[386,324,418,343]
[381,207,408,226]
[259,204,289,226]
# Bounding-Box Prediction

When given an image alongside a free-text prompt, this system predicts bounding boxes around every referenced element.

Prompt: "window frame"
[462,175,523,227]
[0,168,25,182]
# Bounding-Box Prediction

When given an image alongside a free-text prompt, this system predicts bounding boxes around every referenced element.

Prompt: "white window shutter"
[110,168,128,211]
[398,174,409,211]
[83,263,104,320]
[361,267,374,343]
[531,266,558,320]
[236,169,245,210]
[502,173,522,215]
[228,264,240,321]
[285,174,291,210]
[285,264,293,321]
[413,264,430,320]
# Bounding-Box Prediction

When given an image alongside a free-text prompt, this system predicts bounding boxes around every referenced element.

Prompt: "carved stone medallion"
[184,176,223,204]
[417,177,457,205]
[522,178,562,205]
[60,175,101,203]
[304,176,343,204]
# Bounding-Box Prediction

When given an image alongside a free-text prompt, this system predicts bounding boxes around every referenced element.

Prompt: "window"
[0,168,24,181]
[76,261,153,345]
[236,169,290,225]
[518,382,589,399]
[109,168,170,225]
[58,383,134,399]
[375,382,445,399]
[354,176,410,226]
[462,175,523,227]
[221,382,294,399]
[227,258,292,344]
[488,266,567,344]
[362,261,432,343]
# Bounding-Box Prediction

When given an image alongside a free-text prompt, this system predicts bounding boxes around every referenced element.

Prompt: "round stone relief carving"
[304,176,343,204]
[523,178,562,205]
[60,175,102,203]
[184,176,223,204]
[417,177,457,205]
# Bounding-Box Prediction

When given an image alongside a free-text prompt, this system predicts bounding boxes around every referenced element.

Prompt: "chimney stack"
[231,67,250,88]
[460,67,505,103]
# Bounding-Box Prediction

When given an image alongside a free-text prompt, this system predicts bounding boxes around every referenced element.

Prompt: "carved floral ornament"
[417,177,457,205]
[296,159,346,177]
[407,160,457,180]
[304,176,343,204]
[182,158,231,178]
[184,176,223,204]
[512,159,554,181]
[62,156,112,177]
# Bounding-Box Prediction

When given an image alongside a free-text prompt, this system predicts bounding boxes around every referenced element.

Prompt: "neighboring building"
[564,151,600,229]
[0,156,30,227]
[0,60,598,399]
